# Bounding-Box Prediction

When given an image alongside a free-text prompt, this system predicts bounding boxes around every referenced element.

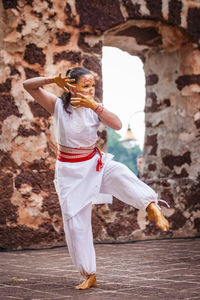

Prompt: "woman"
[23,67,169,290]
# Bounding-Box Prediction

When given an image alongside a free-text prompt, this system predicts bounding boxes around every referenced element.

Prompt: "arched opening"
[102,46,145,174]
[102,46,145,149]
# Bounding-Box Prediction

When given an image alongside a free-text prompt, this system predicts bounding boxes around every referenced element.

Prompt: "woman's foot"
[75,274,97,290]
[146,202,169,231]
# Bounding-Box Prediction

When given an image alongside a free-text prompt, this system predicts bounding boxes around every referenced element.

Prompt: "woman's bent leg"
[100,160,169,231]
[62,203,97,288]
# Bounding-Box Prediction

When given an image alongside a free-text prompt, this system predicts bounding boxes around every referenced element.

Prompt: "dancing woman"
[23,67,169,290]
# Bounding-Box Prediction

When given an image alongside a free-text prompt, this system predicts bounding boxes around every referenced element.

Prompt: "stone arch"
[100,17,200,240]
[0,0,200,249]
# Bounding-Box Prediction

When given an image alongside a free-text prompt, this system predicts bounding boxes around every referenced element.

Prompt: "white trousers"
[60,160,159,278]
[63,202,95,277]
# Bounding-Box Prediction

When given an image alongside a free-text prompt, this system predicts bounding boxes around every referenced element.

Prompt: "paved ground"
[0,238,200,300]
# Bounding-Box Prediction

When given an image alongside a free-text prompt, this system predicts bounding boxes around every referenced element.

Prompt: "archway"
[102,46,145,176]
[102,46,145,149]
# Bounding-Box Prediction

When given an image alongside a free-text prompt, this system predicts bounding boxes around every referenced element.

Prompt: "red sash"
[57,145,104,172]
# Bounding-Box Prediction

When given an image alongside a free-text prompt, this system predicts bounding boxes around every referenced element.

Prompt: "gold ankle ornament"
[75,274,97,290]
[146,202,169,232]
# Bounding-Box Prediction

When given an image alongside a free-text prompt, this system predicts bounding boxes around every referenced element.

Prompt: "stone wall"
[0,0,199,249]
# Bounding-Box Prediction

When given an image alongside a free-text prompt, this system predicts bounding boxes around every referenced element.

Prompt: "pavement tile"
[0,297,23,300]
[0,238,200,300]
[0,286,59,299]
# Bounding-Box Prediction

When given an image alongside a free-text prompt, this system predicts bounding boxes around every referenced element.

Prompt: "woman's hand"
[52,74,76,93]
[70,91,98,110]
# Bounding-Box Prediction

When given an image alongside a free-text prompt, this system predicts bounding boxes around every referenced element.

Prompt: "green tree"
[107,127,142,174]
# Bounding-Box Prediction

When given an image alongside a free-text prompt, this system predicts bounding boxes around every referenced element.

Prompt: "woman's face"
[73,74,95,97]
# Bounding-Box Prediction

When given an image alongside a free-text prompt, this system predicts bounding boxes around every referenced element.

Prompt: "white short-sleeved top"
[53,98,100,148]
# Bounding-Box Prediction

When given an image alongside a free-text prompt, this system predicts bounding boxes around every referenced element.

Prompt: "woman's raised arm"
[23,74,75,115]
[23,77,57,115]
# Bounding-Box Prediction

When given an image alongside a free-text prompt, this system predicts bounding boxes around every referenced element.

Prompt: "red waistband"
[57,146,103,172]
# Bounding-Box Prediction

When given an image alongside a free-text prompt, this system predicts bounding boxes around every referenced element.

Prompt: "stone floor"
[0,238,200,300]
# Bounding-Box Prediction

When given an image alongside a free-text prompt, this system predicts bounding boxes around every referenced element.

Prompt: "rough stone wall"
[143,47,200,239]
[0,0,200,249]
[0,0,104,249]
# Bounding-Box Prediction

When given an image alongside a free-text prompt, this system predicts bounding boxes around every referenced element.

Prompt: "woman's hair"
[61,67,92,113]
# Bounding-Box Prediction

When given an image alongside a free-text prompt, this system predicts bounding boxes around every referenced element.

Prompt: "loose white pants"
[62,202,96,277]
[60,160,159,278]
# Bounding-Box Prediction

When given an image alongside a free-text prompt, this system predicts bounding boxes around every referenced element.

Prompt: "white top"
[53,98,100,148]
[53,98,113,219]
